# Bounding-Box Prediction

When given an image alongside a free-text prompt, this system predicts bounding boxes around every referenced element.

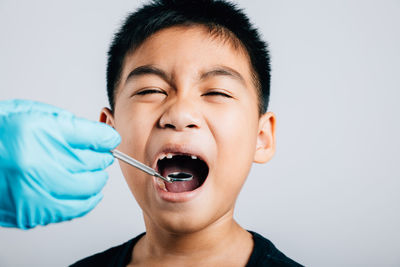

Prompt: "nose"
[158,97,201,131]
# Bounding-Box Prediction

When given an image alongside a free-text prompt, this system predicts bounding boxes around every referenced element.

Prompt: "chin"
[145,205,217,235]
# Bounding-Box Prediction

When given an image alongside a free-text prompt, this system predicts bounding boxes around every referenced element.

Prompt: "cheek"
[209,104,259,188]
[113,105,153,154]
[113,107,154,196]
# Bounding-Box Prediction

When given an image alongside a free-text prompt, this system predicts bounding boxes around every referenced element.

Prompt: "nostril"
[187,124,197,128]
[165,123,175,129]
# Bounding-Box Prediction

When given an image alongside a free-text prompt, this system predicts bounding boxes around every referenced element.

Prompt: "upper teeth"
[158,153,199,160]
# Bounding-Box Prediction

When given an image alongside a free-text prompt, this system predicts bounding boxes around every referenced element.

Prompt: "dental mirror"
[111,149,193,183]
[167,172,193,181]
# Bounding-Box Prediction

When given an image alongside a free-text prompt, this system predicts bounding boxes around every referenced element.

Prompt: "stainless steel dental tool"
[111,149,193,183]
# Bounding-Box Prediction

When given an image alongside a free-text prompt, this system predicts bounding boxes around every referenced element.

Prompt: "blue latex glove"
[0,99,121,229]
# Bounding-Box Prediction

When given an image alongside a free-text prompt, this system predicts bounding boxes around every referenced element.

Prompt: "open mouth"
[156,154,209,193]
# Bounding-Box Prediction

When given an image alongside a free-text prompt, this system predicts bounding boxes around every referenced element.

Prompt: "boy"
[72,0,302,266]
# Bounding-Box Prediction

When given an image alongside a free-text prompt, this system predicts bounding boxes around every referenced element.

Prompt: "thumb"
[62,116,121,152]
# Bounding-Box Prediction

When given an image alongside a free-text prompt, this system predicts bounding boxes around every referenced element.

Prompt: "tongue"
[161,165,200,193]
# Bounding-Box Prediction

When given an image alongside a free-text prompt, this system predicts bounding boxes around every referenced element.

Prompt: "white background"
[1,0,399,266]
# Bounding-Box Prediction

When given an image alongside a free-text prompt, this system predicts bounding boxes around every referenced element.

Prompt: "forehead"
[121,25,254,87]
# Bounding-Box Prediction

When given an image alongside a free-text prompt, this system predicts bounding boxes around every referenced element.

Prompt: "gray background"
[1,0,399,266]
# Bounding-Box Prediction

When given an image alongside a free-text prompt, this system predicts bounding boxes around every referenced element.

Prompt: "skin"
[100,25,276,266]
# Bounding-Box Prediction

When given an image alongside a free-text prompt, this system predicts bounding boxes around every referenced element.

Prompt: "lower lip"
[153,177,207,203]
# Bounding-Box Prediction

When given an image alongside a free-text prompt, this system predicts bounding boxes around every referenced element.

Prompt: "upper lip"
[151,143,209,172]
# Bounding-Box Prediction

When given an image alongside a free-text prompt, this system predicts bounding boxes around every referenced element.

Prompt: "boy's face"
[101,26,275,233]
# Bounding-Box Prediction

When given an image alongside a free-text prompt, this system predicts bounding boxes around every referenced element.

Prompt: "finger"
[66,149,115,173]
[58,193,103,220]
[11,185,104,229]
[49,193,104,225]
[0,99,72,116]
[61,117,121,152]
[48,170,109,199]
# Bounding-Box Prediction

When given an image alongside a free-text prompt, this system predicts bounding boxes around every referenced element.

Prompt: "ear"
[99,107,115,128]
[253,112,276,163]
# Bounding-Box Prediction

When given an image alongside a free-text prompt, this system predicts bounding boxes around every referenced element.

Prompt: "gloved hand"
[0,99,121,229]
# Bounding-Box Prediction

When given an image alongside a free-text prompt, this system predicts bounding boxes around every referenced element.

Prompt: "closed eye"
[135,89,167,96]
[203,91,233,98]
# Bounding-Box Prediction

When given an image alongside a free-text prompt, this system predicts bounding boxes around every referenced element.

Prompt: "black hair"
[107,0,271,114]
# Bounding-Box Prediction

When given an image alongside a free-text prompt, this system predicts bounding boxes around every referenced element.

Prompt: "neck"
[133,210,252,264]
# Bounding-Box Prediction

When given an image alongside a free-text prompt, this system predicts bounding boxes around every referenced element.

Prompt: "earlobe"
[254,112,276,163]
[99,107,115,128]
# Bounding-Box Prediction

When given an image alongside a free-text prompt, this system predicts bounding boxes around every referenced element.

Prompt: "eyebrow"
[126,65,169,82]
[200,66,245,85]
[125,64,245,86]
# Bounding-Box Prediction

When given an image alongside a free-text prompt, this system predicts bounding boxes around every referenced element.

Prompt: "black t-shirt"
[70,231,303,267]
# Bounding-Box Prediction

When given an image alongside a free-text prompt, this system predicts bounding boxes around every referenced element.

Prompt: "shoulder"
[69,233,145,267]
[246,231,304,267]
